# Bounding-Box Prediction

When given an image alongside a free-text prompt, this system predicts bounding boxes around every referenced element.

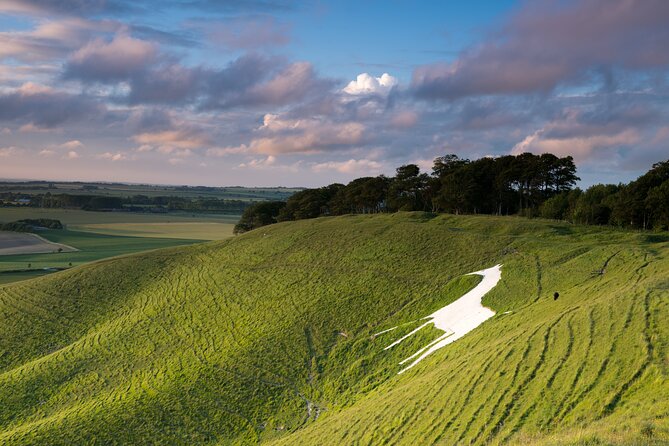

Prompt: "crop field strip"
[0,214,667,445]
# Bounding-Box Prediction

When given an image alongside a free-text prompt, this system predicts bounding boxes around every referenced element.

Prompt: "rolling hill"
[0,213,667,445]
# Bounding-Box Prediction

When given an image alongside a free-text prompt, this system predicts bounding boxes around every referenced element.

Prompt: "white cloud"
[343,73,398,95]
[64,150,79,159]
[243,114,365,155]
[312,158,383,174]
[59,140,84,150]
[238,155,277,169]
[206,145,249,157]
[39,149,55,157]
[99,151,129,161]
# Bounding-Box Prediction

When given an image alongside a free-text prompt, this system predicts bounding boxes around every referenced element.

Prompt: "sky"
[0,0,668,187]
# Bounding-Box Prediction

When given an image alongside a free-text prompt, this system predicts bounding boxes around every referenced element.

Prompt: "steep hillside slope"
[0,214,667,445]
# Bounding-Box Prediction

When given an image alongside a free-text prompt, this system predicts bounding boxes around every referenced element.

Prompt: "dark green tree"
[233,201,286,234]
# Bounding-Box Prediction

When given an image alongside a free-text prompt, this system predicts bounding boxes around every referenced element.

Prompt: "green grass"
[0,270,54,285]
[0,213,667,445]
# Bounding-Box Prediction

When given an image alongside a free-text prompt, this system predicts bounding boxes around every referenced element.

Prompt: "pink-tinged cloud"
[98,151,129,161]
[127,63,203,104]
[65,33,157,82]
[311,158,383,174]
[0,147,21,157]
[0,1,127,16]
[238,156,277,169]
[0,83,105,128]
[652,126,669,145]
[512,128,641,161]
[132,130,209,151]
[0,17,113,62]
[390,110,418,129]
[413,0,669,99]
[206,145,249,157]
[204,60,333,109]
[248,62,318,105]
[59,140,84,150]
[241,114,365,155]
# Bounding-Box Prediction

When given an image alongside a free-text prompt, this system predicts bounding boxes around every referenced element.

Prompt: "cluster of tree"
[0,193,250,214]
[233,202,287,234]
[234,152,579,233]
[540,160,669,230]
[0,219,63,232]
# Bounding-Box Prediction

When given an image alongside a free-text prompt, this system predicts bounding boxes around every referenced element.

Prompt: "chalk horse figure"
[378,264,503,374]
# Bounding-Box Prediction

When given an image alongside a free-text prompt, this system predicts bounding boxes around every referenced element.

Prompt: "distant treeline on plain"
[0,193,251,214]
[0,219,63,232]
[235,153,669,233]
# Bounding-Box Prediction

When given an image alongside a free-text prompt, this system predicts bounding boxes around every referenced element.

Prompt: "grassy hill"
[0,213,667,445]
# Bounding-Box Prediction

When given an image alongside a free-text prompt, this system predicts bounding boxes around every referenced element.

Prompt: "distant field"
[0,181,300,201]
[0,231,77,255]
[0,207,240,225]
[0,207,237,284]
[0,229,206,284]
[72,222,235,240]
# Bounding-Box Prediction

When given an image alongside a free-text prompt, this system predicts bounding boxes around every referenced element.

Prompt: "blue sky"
[0,0,668,187]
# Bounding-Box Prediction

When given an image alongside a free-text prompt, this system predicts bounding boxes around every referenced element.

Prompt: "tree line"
[0,193,251,214]
[234,152,582,233]
[539,160,669,230]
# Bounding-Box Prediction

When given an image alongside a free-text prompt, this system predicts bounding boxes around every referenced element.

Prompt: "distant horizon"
[1,1,668,188]
[0,177,307,189]
[0,151,663,190]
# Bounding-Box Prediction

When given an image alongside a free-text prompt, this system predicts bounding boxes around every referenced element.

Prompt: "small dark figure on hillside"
[553,292,559,300]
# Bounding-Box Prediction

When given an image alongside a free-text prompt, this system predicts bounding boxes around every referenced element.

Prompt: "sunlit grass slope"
[0,213,667,445]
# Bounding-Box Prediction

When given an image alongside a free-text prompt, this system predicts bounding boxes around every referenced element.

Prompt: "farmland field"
[0,207,240,225]
[0,229,206,284]
[0,208,237,284]
[0,181,300,201]
[70,222,234,240]
[0,213,666,445]
[0,232,76,256]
